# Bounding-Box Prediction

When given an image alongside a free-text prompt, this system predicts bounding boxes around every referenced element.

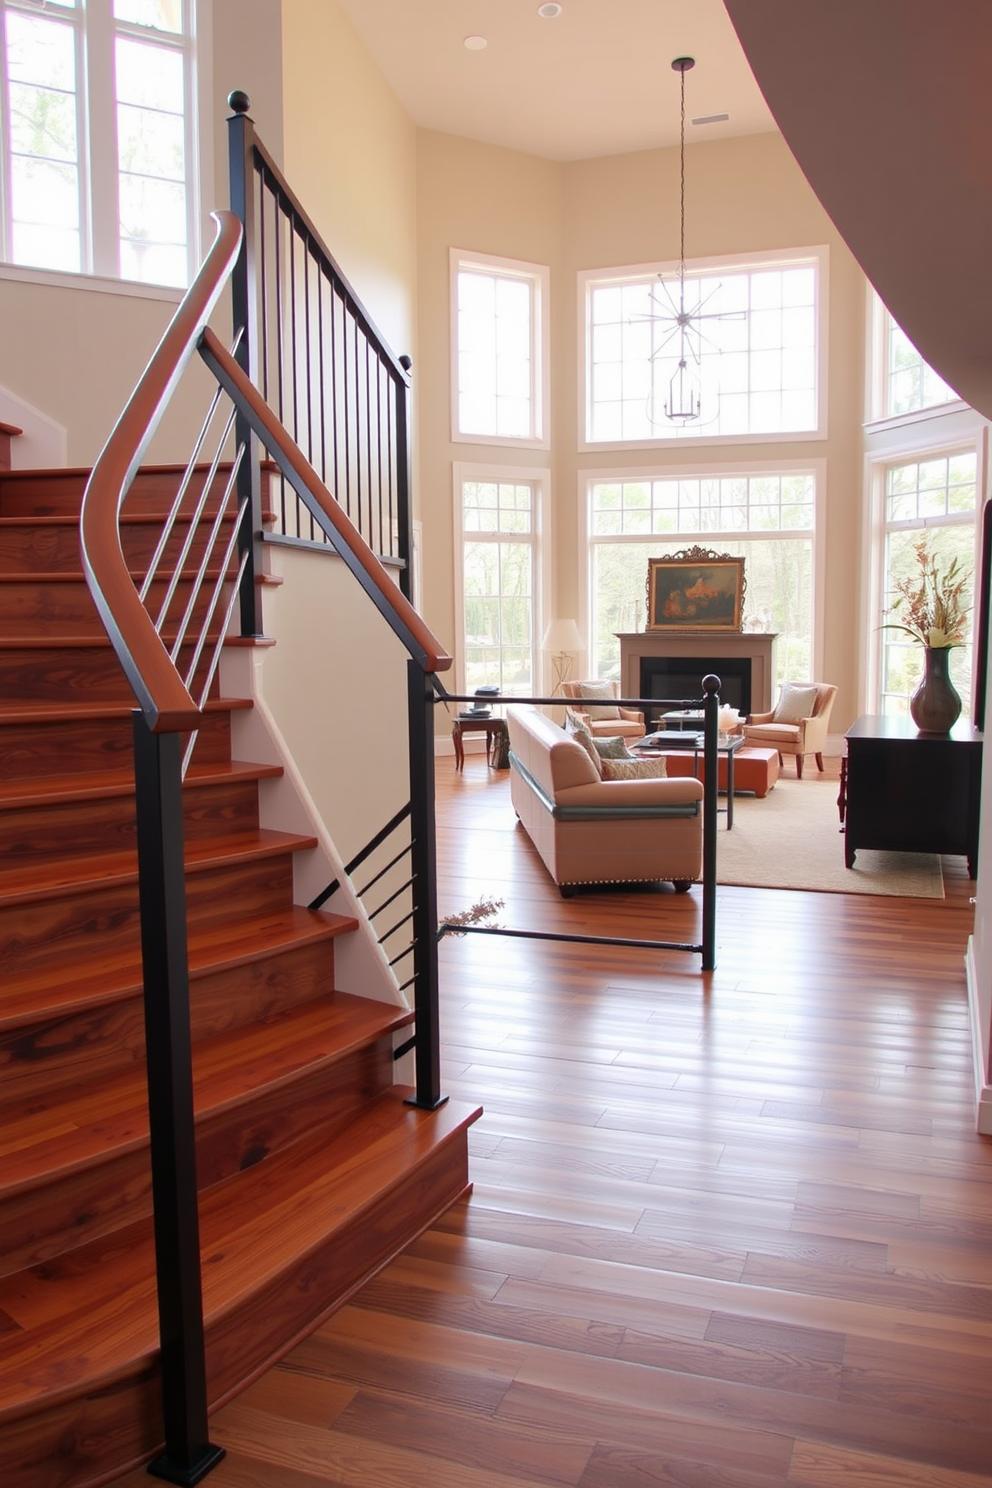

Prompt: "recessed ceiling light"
[464,34,488,50]
[692,113,731,127]
[538,3,562,17]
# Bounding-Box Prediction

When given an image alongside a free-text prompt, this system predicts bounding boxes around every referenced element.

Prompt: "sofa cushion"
[773,683,819,724]
[601,755,669,781]
[565,710,603,775]
[574,679,620,719]
[593,735,630,760]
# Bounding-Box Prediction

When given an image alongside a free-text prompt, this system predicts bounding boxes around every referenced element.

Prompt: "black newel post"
[701,675,720,972]
[396,355,415,604]
[227,90,264,639]
[133,715,224,1485]
[405,662,446,1111]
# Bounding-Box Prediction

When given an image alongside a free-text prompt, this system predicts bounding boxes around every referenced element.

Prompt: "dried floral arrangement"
[882,537,970,649]
[440,897,505,935]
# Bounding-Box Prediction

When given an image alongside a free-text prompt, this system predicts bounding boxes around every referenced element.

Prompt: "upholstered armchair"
[561,679,646,739]
[742,682,837,778]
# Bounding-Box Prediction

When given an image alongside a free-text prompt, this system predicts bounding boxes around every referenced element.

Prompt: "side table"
[452,717,509,771]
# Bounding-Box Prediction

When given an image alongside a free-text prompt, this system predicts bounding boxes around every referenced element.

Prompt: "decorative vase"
[909,646,961,734]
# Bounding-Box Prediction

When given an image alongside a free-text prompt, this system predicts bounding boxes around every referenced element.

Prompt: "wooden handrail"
[80,212,244,732]
[198,325,452,675]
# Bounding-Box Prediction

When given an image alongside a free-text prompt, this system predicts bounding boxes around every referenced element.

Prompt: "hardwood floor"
[117,753,991,1488]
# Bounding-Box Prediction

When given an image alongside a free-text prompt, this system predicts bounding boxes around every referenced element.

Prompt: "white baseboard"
[965,936,992,1135]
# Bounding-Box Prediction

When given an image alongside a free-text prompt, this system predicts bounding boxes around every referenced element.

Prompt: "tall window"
[451,249,549,446]
[455,468,545,697]
[0,0,196,286]
[582,251,821,445]
[588,469,816,684]
[871,297,958,419]
[878,451,976,716]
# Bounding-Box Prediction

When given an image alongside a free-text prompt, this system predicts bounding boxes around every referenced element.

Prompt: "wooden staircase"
[0,464,479,1488]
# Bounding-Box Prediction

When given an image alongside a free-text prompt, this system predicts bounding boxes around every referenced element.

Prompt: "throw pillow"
[600,756,669,781]
[593,735,630,760]
[565,710,602,775]
[773,683,819,725]
[575,679,620,720]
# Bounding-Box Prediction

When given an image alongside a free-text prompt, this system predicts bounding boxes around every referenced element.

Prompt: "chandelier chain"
[679,62,686,291]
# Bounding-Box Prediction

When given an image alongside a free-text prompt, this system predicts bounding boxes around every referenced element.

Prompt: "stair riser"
[0,779,260,868]
[0,645,226,704]
[0,1035,396,1278]
[0,519,235,576]
[0,856,296,977]
[0,579,234,637]
[0,938,340,1101]
[0,1123,473,1488]
[0,467,233,518]
[0,710,234,782]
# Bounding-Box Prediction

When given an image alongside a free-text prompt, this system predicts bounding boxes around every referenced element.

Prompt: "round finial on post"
[399,354,413,371]
[228,91,252,115]
[702,674,721,698]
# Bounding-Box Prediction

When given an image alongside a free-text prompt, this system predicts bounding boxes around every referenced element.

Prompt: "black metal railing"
[227,90,414,637]
[435,683,721,970]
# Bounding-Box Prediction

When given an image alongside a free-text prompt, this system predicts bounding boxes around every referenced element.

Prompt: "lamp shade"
[542,618,583,653]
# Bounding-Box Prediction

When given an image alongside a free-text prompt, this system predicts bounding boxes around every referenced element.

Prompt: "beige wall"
[281,0,418,362]
[416,128,867,732]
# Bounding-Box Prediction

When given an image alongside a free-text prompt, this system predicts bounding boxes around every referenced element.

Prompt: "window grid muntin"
[885,315,956,418]
[879,452,976,718]
[457,265,537,441]
[591,473,815,537]
[461,478,538,697]
[587,469,816,687]
[586,257,818,445]
[0,0,195,284]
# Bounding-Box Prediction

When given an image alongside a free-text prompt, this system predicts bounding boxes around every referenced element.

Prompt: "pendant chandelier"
[642,56,742,427]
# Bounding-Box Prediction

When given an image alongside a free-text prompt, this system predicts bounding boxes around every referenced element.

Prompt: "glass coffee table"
[633,730,746,829]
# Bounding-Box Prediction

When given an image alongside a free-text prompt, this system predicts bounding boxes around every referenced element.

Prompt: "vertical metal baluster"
[406,664,445,1112]
[396,356,414,603]
[701,674,719,971]
[343,295,352,523]
[135,715,225,1487]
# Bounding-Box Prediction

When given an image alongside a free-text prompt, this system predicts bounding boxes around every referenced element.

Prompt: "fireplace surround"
[617,631,777,721]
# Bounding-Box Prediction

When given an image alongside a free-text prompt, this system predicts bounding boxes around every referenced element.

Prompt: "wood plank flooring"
[116,755,991,1488]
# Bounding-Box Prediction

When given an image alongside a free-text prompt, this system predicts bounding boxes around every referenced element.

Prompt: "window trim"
[0,0,208,289]
[862,433,984,716]
[450,247,551,451]
[577,245,829,453]
[452,460,551,698]
[578,456,826,686]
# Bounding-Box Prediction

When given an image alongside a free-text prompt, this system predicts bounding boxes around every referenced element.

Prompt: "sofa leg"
[672,879,692,894]
[559,883,577,898]
[796,754,804,779]
[815,752,825,772]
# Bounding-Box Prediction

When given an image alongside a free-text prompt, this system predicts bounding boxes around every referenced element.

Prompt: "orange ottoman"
[659,745,780,798]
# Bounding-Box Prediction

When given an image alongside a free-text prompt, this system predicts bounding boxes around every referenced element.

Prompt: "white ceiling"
[336,0,777,162]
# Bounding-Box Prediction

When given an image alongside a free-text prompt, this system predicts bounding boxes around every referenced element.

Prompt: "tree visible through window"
[459,477,539,697]
[452,250,548,444]
[588,472,815,686]
[0,0,195,285]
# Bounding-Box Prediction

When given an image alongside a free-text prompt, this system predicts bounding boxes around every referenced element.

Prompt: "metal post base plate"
[147,1444,226,1485]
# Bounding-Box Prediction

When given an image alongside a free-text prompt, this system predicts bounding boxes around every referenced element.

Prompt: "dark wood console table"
[841,715,982,877]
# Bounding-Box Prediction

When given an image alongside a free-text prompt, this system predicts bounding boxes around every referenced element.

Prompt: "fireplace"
[617,631,777,719]
[639,656,751,726]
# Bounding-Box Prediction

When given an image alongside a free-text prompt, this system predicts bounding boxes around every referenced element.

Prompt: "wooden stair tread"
[0,1091,480,1414]
[0,993,414,1193]
[0,827,319,906]
[0,905,358,1030]
[0,758,282,811]
[0,696,251,727]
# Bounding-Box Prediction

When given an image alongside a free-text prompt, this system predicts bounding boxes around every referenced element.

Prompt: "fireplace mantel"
[617,631,778,717]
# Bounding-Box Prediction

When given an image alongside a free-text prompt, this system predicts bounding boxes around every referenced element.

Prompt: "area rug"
[717,775,944,898]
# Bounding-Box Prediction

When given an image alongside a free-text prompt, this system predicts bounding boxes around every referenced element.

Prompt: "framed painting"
[646,548,745,631]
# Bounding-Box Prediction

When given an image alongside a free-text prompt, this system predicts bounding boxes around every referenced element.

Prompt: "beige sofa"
[506,706,703,895]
